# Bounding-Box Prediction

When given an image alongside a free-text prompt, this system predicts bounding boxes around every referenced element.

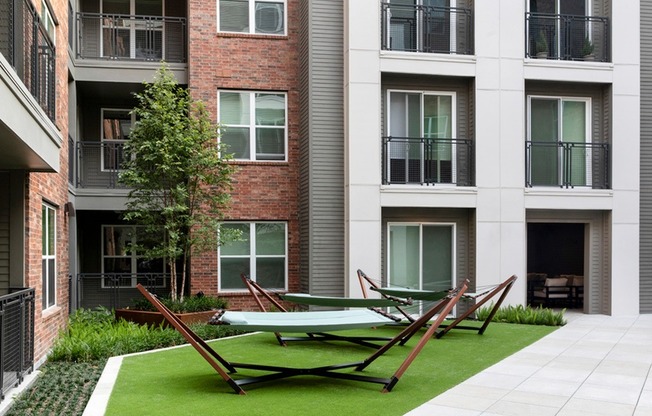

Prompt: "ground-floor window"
[42,203,56,310]
[219,222,287,291]
[388,222,455,313]
[102,225,165,288]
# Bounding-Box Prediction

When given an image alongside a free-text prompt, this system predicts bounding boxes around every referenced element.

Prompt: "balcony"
[381,2,473,55]
[76,273,170,310]
[382,137,474,186]
[0,0,56,121]
[73,141,128,189]
[525,141,609,189]
[76,13,187,63]
[526,12,609,62]
[0,288,35,403]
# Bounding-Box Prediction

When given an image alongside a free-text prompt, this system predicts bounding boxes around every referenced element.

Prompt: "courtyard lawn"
[105,323,554,416]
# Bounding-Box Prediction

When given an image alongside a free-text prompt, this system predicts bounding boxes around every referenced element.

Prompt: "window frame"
[218,90,288,162]
[217,0,287,36]
[42,203,56,310]
[101,225,166,289]
[40,0,57,43]
[218,221,288,292]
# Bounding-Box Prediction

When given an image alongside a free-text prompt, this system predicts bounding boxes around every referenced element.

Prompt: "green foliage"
[131,293,227,313]
[119,64,237,300]
[476,303,566,326]
[582,36,594,56]
[48,308,243,362]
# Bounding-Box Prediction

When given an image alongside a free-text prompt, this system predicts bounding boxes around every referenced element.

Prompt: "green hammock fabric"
[279,293,405,307]
[212,309,395,332]
[371,287,449,301]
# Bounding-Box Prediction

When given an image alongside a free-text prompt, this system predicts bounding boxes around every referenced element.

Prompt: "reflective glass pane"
[48,258,55,306]
[422,225,452,291]
[389,225,420,289]
[42,206,46,255]
[255,2,284,34]
[220,0,249,32]
[104,226,131,256]
[255,128,285,160]
[221,258,250,289]
[47,208,55,255]
[256,223,285,255]
[102,0,129,14]
[41,259,47,309]
[424,95,452,139]
[104,258,131,273]
[255,94,285,126]
[220,224,250,255]
[135,0,162,16]
[136,257,164,273]
[221,127,251,159]
[220,92,250,125]
[256,258,285,289]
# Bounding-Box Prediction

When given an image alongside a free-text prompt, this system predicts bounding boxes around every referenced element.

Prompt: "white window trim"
[386,222,456,315]
[101,225,166,288]
[42,203,56,311]
[100,108,134,172]
[218,90,288,162]
[218,221,288,292]
[217,0,287,36]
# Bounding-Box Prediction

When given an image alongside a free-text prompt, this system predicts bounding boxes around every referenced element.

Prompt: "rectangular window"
[388,222,455,314]
[218,0,286,35]
[527,96,591,187]
[387,90,456,184]
[42,203,56,310]
[101,108,133,171]
[102,225,165,288]
[219,91,287,161]
[219,222,287,291]
[40,0,56,43]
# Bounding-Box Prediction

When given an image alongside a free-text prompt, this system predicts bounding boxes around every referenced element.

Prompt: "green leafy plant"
[476,303,566,326]
[130,293,227,313]
[120,65,238,301]
[582,36,594,56]
[535,30,548,54]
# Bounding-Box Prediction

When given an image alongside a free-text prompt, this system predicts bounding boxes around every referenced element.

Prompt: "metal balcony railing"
[74,141,129,189]
[0,288,35,402]
[381,2,473,55]
[0,0,56,121]
[526,12,610,62]
[76,273,170,310]
[382,137,474,186]
[76,13,187,62]
[525,141,610,189]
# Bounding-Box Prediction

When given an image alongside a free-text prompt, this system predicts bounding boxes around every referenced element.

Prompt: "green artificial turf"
[106,323,554,416]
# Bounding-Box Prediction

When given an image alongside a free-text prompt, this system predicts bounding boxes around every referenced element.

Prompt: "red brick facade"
[27,0,70,361]
[187,0,300,310]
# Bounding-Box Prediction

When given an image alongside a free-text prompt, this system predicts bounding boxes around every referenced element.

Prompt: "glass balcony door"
[386,0,454,53]
[528,0,588,59]
[100,0,163,60]
[388,223,455,315]
[528,96,590,187]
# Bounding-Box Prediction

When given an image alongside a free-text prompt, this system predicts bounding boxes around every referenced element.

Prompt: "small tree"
[120,65,236,301]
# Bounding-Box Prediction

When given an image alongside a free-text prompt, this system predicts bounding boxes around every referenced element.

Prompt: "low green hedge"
[476,303,566,326]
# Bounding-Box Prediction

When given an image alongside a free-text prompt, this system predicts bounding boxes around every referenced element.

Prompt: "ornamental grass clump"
[476,303,566,326]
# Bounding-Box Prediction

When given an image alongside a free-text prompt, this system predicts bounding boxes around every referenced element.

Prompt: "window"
[101,108,133,171]
[387,90,455,184]
[527,96,591,187]
[527,0,590,59]
[218,0,286,35]
[40,0,56,43]
[102,225,165,288]
[219,222,287,291]
[219,91,287,161]
[42,203,56,310]
[100,0,164,59]
[388,223,455,314]
[385,0,458,53]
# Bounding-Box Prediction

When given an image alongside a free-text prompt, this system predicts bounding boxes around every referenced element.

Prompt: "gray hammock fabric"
[278,293,408,307]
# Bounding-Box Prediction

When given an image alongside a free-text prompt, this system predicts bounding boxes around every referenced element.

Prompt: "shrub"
[49,308,244,362]
[130,293,227,313]
[476,303,566,326]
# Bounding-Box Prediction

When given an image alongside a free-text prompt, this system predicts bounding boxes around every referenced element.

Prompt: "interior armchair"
[532,277,571,308]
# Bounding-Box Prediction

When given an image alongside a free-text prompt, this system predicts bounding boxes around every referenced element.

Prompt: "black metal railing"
[76,273,170,310]
[526,12,609,62]
[0,288,35,402]
[381,2,473,55]
[382,137,474,186]
[0,0,56,121]
[68,136,74,185]
[77,13,186,62]
[74,141,128,189]
[526,141,609,189]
